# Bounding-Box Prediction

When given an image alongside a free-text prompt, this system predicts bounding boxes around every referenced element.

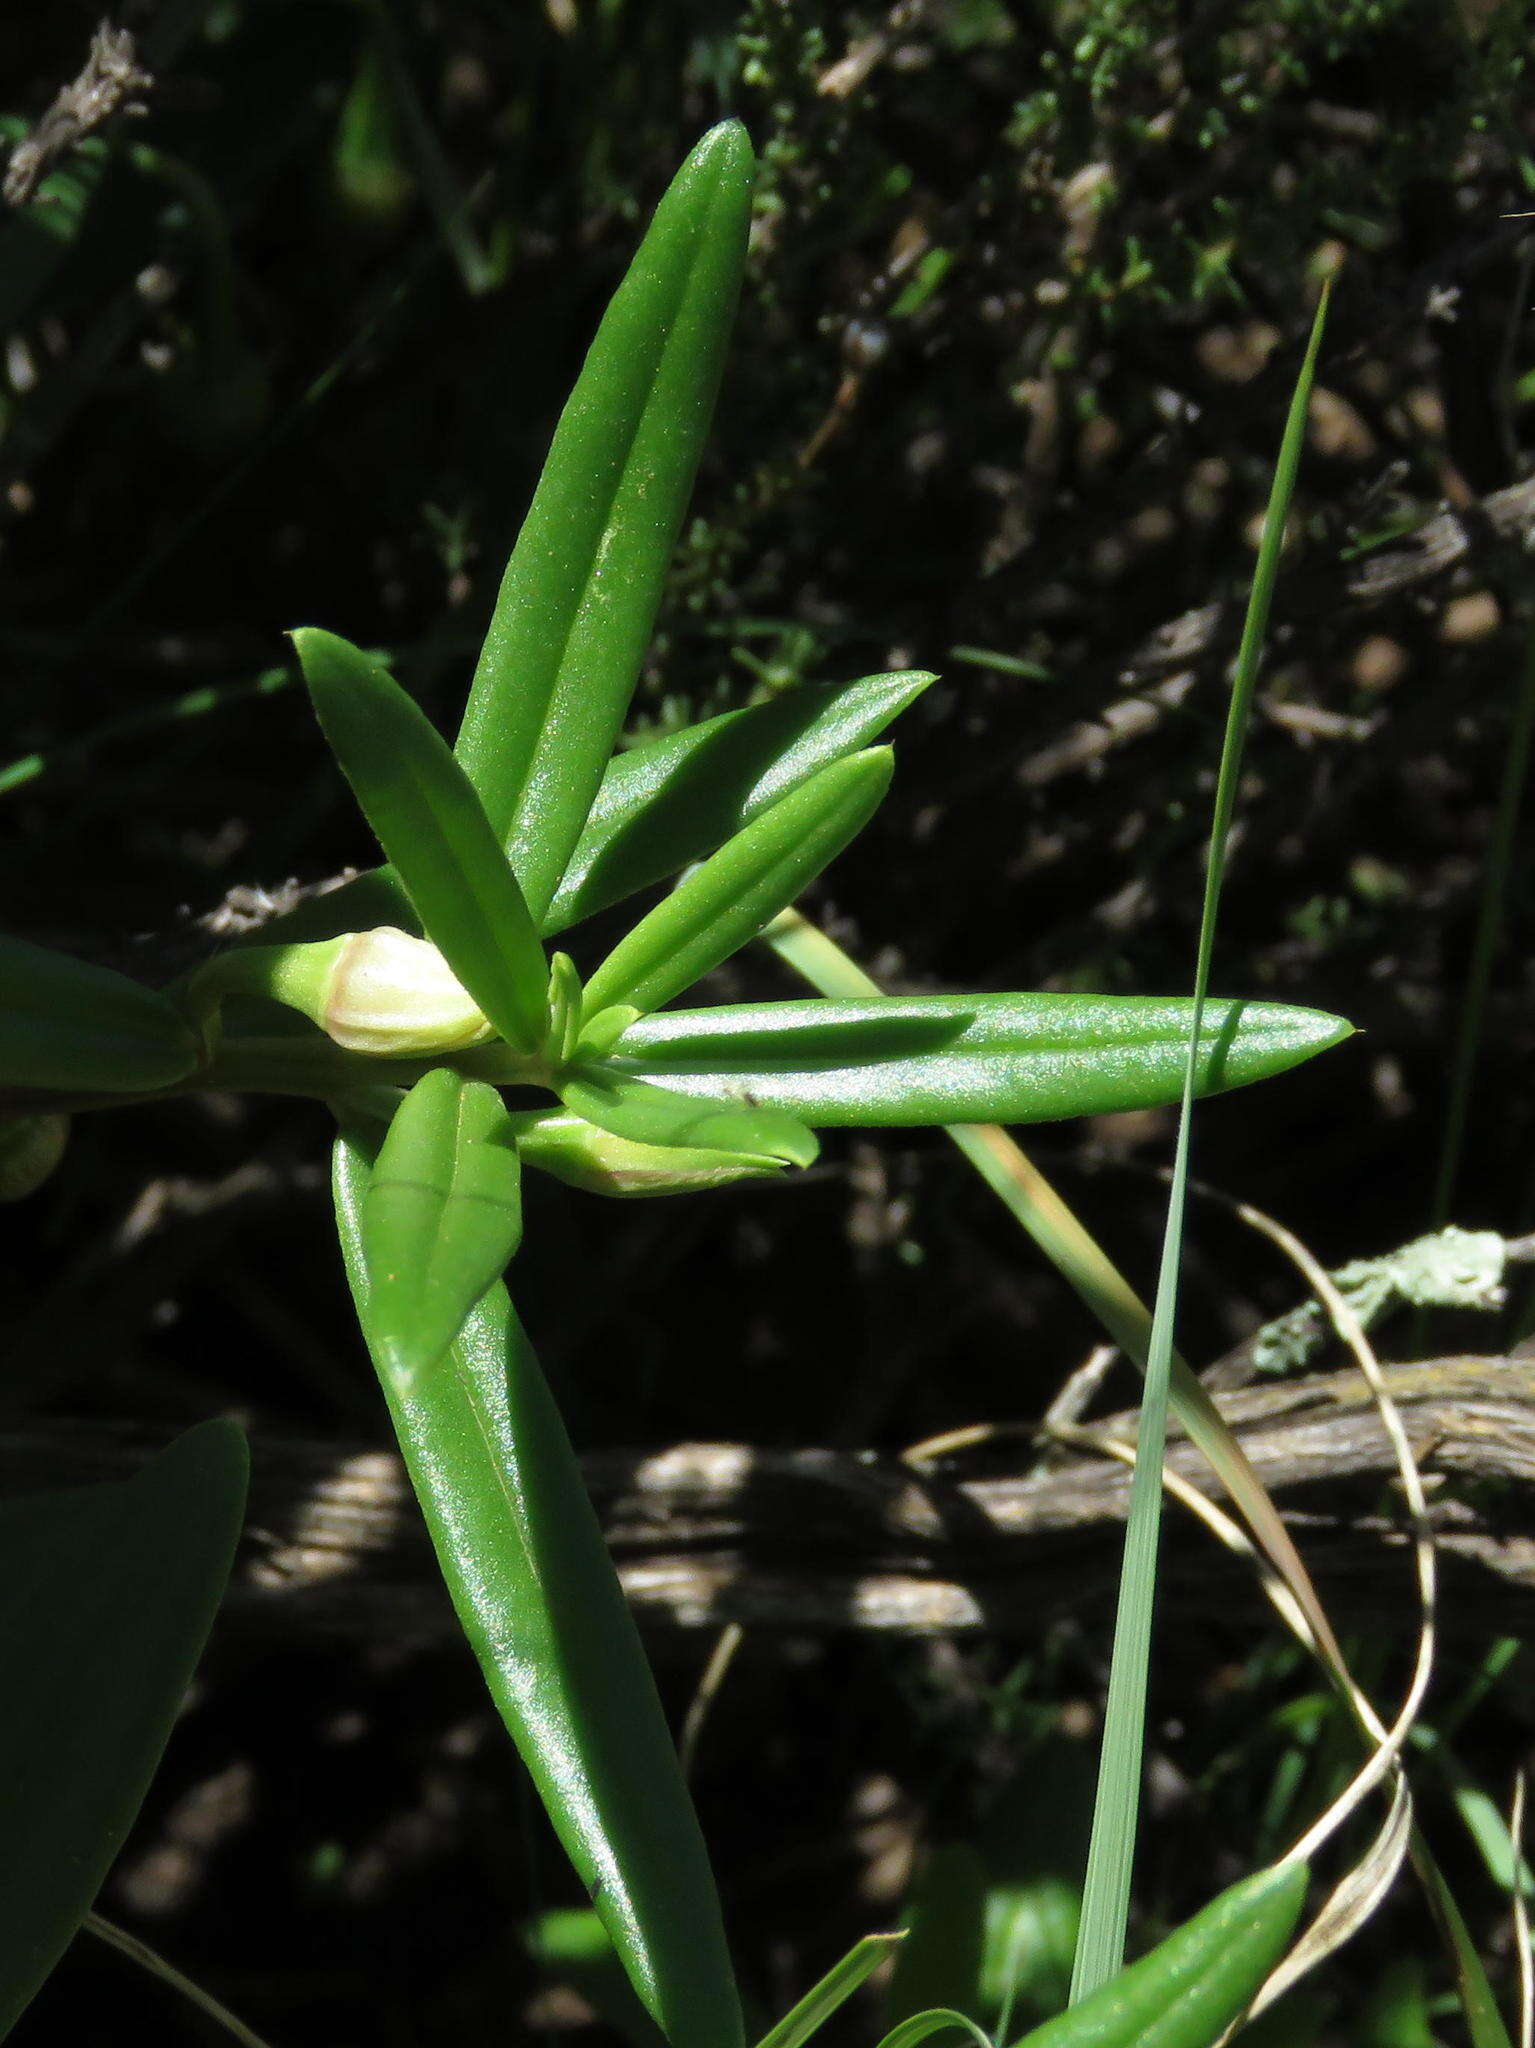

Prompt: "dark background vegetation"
[3,0,1535,2041]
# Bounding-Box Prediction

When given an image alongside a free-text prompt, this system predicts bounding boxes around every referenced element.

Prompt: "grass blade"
[1070,285,1329,2001]
[755,1933,907,2048]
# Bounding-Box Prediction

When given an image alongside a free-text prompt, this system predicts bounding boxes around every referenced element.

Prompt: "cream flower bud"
[316,928,493,1054]
[187,927,496,1056]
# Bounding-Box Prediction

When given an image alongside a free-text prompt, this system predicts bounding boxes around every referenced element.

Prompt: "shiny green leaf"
[0,932,199,1093]
[561,1066,818,1170]
[582,750,891,1019]
[362,1069,522,1382]
[455,120,755,922]
[293,627,548,1050]
[545,671,933,933]
[335,1130,742,2048]
[608,995,1353,1127]
[0,1422,248,2038]
[755,1934,907,2048]
[1010,1862,1307,2048]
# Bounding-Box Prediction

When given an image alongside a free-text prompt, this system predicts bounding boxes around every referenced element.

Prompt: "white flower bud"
[318,928,493,1054]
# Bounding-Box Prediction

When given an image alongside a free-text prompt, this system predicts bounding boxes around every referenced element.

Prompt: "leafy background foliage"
[2,2,1533,2042]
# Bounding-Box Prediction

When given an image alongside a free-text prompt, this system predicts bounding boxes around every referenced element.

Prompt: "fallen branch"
[2,1356,1531,1643]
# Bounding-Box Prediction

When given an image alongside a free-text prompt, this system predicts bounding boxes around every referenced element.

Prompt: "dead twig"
[4,21,152,210]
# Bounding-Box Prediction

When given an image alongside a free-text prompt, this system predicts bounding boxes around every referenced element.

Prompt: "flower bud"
[314,928,493,1054]
[514,1110,785,1198]
[0,1113,69,1200]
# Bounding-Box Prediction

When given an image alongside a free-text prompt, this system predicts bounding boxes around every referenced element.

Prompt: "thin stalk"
[1430,616,1535,1225]
[0,666,291,798]
[86,1914,277,2048]
[1070,286,1329,2000]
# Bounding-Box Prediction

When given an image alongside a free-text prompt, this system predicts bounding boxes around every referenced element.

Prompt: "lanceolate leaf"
[606,995,1352,1127]
[454,120,755,923]
[245,671,933,953]
[582,750,892,1020]
[0,932,200,1093]
[0,1422,248,2038]
[544,671,934,934]
[362,1069,522,1382]
[561,1066,819,1170]
[334,1130,743,2048]
[294,628,549,1050]
[1009,1862,1307,2048]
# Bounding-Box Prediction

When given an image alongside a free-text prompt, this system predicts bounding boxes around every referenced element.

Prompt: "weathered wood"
[3,1356,1531,1642]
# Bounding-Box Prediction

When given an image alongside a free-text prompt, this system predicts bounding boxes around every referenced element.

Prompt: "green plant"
[0,122,1352,2046]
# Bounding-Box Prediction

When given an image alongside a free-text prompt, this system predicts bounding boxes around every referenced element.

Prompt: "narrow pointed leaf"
[582,750,892,1020]
[562,1065,818,1169]
[362,1068,523,1381]
[878,2014,992,2048]
[755,1934,907,2048]
[335,1131,743,2048]
[607,995,1352,1127]
[454,120,755,921]
[0,932,199,1093]
[294,628,548,1049]
[1010,1862,1307,2048]
[0,1422,248,2037]
[544,671,934,933]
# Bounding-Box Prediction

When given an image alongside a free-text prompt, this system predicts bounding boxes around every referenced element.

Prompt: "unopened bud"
[196,927,494,1056]
[514,1111,785,1198]
[313,928,493,1054]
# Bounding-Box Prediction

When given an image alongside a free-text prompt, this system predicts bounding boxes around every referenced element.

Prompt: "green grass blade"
[335,1128,743,2048]
[357,0,497,293]
[608,993,1349,1126]
[1417,1848,1515,2048]
[454,121,755,922]
[361,1069,523,1382]
[878,2017,993,2048]
[1070,286,1329,2002]
[1431,615,1535,1224]
[582,751,892,1020]
[0,1422,248,2036]
[754,1933,907,2048]
[544,671,933,933]
[561,1066,818,1170]
[294,627,549,1050]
